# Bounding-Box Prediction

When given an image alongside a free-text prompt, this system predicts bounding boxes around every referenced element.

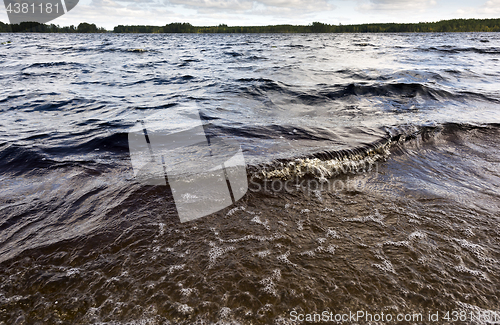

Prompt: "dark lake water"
[1,32,500,324]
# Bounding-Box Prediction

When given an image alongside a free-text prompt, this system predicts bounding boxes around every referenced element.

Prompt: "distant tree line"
[115,19,500,33]
[1,18,500,33]
[113,23,318,33]
[0,21,106,33]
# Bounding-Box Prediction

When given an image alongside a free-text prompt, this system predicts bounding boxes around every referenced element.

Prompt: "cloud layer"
[358,0,437,12]
[166,0,334,14]
[478,0,500,14]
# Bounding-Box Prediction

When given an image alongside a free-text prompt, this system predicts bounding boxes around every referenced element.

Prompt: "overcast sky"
[2,0,500,29]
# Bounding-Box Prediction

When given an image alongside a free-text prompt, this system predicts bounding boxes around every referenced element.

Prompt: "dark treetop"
[1,18,500,33]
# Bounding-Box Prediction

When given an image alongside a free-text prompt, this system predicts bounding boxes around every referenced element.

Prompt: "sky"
[1,0,500,30]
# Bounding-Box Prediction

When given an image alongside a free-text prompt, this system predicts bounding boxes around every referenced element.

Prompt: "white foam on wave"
[251,216,270,230]
[180,288,195,296]
[176,303,194,315]
[168,264,185,274]
[226,206,245,216]
[254,141,391,180]
[255,249,272,258]
[299,250,316,257]
[91,318,169,325]
[408,231,426,240]
[158,223,165,236]
[342,210,386,225]
[0,295,25,304]
[373,257,396,274]
[208,242,236,268]
[383,231,427,249]
[326,228,340,238]
[463,228,475,237]
[219,306,232,319]
[174,239,185,246]
[454,265,489,281]
[65,267,80,276]
[384,240,410,247]
[259,269,282,297]
[456,239,483,252]
[277,251,297,267]
[325,245,337,254]
[454,238,494,262]
[315,244,337,254]
[277,220,288,227]
[296,219,304,231]
[220,233,285,243]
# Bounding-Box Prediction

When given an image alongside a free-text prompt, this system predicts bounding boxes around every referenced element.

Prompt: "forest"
[115,19,500,33]
[1,18,500,33]
[0,21,106,33]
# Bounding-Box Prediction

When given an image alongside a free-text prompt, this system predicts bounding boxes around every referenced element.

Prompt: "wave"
[0,144,51,175]
[35,44,160,54]
[247,134,394,180]
[236,78,500,104]
[3,119,498,182]
[0,132,129,175]
[21,61,85,70]
[248,123,500,180]
[420,46,500,54]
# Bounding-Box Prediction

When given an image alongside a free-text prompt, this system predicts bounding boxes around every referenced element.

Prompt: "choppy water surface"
[1,32,500,324]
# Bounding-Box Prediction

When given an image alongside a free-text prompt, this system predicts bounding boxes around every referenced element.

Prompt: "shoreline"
[1,18,500,33]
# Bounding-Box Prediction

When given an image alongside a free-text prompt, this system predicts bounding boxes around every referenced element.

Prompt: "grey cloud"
[166,0,333,14]
[258,0,332,9]
[91,0,163,9]
[358,0,436,11]
[167,0,253,11]
[478,0,500,14]
[85,0,335,21]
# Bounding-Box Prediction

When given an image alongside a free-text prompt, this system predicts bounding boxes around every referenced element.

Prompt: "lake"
[1,32,500,324]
